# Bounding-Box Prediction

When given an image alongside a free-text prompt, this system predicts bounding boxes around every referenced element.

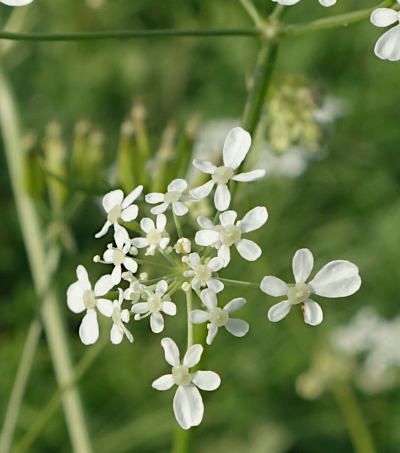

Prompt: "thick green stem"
[0,70,92,453]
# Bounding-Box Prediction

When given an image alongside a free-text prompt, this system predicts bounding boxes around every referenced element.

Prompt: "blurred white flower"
[0,0,34,5]
[261,248,361,326]
[131,280,176,333]
[190,289,249,344]
[152,338,221,429]
[272,0,336,6]
[110,289,133,344]
[183,252,224,293]
[370,5,400,61]
[131,214,170,256]
[195,207,268,266]
[145,179,189,216]
[190,127,265,211]
[67,265,114,345]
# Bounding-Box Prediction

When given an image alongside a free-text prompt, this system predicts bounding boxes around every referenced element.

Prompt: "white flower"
[190,289,249,345]
[102,243,138,285]
[95,185,143,241]
[152,338,221,429]
[190,127,265,211]
[370,4,400,61]
[123,278,147,304]
[131,280,176,333]
[260,248,362,326]
[110,289,133,344]
[195,207,268,266]
[272,0,336,6]
[183,252,224,293]
[145,179,189,216]
[131,214,170,256]
[67,265,114,345]
[174,237,192,254]
[0,0,34,5]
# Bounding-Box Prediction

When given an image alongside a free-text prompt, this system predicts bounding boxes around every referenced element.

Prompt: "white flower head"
[0,0,34,5]
[195,206,268,267]
[191,289,249,345]
[152,338,221,430]
[272,0,336,6]
[190,127,265,211]
[371,4,400,61]
[131,280,176,333]
[123,278,147,304]
[260,248,362,326]
[110,289,133,344]
[174,237,192,255]
[145,179,189,216]
[67,265,114,345]
[183,252,224,293]
[101,242,138,285]
[131,214,170,256]
[95,185,143,242]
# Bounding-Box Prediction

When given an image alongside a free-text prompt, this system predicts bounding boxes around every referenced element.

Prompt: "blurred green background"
[1,0,400,452]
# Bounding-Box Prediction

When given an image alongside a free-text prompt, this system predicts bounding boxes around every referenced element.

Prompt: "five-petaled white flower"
[152,338,221,430]
[67,265,114,345]
[190,127,265,211]
[110,289,133,344]
[260,248,362,326]
[102,242,138,285]
[370,4,400,61]
[183,252,224,293]
[95,185,143,241]
[272,0,336,6]
[0,0,34,5]
[131,214,170,256]
[195,207,268,266]
[131,280,177,333]
[145,179,189,216]
[190,289,249,345]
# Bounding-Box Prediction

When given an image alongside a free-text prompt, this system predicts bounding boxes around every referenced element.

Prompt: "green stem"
[238,0,263,28]
[173,213,183,239]
[135,258,173,271]
[186,289,194,350]
[172,428,191,453]
[0,69,92,453]
[218,278,259,289]
[333,384,376,453]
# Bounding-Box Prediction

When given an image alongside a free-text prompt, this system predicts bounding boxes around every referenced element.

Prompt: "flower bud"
[174,238,191,254]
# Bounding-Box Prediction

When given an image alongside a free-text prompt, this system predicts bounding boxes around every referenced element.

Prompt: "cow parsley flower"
[123,278,147,304]
[195,207,268,266]
[67,265,114,345]
[145,179,189,216]
[131,214,170,256]
[96,242,138,285]
[131,280,176,333]
[95,185,143,240]
[272,0,336,6]
[190,127,265,211]
[370,4,400,61]
[152,338,221,429]
[110,289,133,344]
[190,289,249,344]
[0,0,34,5]
[183,252,224,293]
[260,248,361,326]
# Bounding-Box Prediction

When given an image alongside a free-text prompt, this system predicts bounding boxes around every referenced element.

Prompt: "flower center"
[220,224,241,246]
[147,294,162,313]
[287,282,311,305]
[194,264,212,282]
[146,228,162,246]
[107,205,122,224]
[83,290,96,309]
[209,307,229,327]
[112,307,121,324]
[172,365,192,386]
[112,249,125,266]
[164,191,181,204]
[212,166,234,184]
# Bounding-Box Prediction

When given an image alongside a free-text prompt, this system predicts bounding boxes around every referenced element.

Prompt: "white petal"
[122,185,143,208]
[111,265,122,285]
[159,237,170,249]
[225,318,249,337]
[224,297,246,313]
[145,192,164,204]
[162,301,177,316]
[103,248,113,263]
[219,210,237,227]
[190,180,214,200]
[102,189,123,213]
[172,202,188,216]
[370,8,398,27]
[131,302,149,314]
[95,220,111,239]
[110,324,123,344]
[208,257,223,272]
[206,279,224,293]
[190,310,210,324]
[131,237,148,248]
[96,298,113,317]
[236,239,262,261]
[173,385,203,430]
[156,280,168,296]
[200,289,217,310]
[232,169,266,182]
[67,282,85,313]
[140,217,155,233]
[309,260,361,298]
[192,159,216,174]
[168,178,187,193]
[206,324,218,345]
[218,245,230,267]
[150,312,165,333]
[214,183,230,211]
[1,0,35,6]
[192,371,221,391]
[260,276,288,296]
[156,214,167,231]
[191,278,202,291]
[161,337,180,366]
[222,127,251,170]
[183,344,203,367]
[319,0,336,6]
[151,203,169,215]
[121,205,139,222]
[152,374,175,391]
[121,308,130,323]
[122,325,134,343]
[267,300,291,322]
[195,229,219,246]
[124,257,138,273]
[374,25,400,61]
[114,224,129,249]
[188,252,201,267]
[292,248,314,283]
[94,274,114,296]
[197,216,214,229]
[303,299,323,326]
[76,265,91,289]
[79,310,99,345]
[239,206,268,233]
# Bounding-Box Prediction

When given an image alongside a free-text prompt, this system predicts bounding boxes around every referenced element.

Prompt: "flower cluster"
[67,126,361,429]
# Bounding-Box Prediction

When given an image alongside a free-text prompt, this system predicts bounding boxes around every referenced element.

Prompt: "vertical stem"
[0,69,93,453]
[173,213,183,239]
[186,289,194,350]
[333,384,376,453]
